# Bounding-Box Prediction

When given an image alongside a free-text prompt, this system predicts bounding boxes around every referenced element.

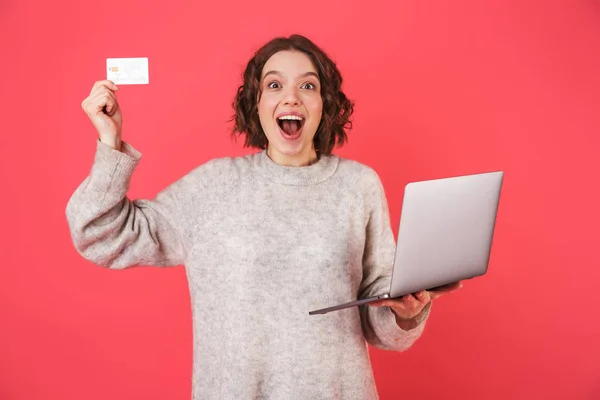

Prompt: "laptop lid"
[388,171,503,298]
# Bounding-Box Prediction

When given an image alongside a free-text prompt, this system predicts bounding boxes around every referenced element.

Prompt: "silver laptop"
[308,170,504,315]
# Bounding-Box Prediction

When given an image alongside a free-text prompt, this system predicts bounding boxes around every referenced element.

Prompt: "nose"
[282,86,301,106]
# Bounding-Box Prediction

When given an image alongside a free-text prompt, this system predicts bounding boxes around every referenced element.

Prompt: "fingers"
[90,80,118,94]
[402,293,421,309]
[427,281,463,300]
[371,292,429,309]
[83,92,116,118]
[370,283,462,309]
[97,90,118,116]
[371,292,430,321]
[370,299,394,308]
[81,80,123,147]
[82,80,118,109]
[82,83,119,117]
[430,281,462,293]
[414,290,431,304]
[429,291,442,300]
[402,291,430,310]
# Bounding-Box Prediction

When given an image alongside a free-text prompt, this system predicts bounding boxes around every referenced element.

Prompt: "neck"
[266,147,318,167]
[255,148,339,186]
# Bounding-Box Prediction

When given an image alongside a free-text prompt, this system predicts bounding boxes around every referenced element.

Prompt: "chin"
[271,141,308,157]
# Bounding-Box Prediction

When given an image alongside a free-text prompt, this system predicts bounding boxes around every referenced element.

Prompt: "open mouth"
[277,115,305,137]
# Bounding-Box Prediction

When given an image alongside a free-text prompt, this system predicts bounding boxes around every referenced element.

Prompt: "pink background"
[1,0,599,399]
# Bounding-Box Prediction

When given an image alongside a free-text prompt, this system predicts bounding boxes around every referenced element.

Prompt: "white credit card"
[106,57,149,85]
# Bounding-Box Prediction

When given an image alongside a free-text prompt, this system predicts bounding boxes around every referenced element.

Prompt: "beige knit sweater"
[65,140,430,399]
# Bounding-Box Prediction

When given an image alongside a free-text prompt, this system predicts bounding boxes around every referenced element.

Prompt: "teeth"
[278,115,303,121]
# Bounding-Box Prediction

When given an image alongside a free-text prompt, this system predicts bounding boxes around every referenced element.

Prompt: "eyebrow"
[262,70,320,80]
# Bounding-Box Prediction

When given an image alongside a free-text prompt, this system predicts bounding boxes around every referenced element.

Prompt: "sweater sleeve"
[65,140,194,269]
[357,169,431,351]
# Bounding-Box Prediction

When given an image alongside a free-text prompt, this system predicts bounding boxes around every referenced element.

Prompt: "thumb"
[429,292,442,300]
[103,101,118,116]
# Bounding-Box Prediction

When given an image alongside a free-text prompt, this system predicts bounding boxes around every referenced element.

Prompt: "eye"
[301,82,316,90]
[267,81,281,89]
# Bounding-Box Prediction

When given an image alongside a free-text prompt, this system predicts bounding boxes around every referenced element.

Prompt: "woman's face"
[257,50,323,167]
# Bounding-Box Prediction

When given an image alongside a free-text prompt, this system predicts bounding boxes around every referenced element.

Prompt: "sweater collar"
[254,149,339,186]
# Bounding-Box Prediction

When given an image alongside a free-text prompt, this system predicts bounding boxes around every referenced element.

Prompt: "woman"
[68,34,460,399]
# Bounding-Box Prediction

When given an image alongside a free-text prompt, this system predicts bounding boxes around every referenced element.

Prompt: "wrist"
[392,312,420,331]
[99,136,122,152]
[391,302,431,331]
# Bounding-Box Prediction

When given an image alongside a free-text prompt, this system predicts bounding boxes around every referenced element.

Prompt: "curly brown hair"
[231,34,354,154]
